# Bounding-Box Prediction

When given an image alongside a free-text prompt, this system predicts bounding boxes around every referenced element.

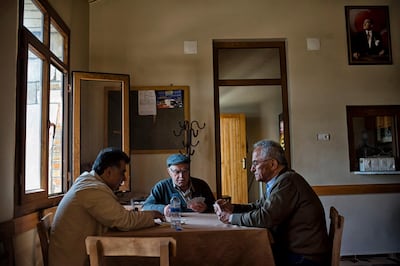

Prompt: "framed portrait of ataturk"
[345,6,392,65]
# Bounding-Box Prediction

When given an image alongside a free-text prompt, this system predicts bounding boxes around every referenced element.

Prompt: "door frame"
[213,39,291,199]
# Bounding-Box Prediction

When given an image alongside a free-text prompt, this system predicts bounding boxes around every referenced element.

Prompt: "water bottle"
[170,194,182,230]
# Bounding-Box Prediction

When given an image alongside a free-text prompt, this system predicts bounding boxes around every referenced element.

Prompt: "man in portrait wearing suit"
[352,18,386,60]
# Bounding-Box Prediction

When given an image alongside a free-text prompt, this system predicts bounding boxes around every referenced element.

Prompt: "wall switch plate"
[184,41,197,54]
[306,38,320,51]
[317,133,330,141]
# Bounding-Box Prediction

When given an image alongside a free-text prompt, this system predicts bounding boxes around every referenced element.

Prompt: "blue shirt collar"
[266,176,277,197]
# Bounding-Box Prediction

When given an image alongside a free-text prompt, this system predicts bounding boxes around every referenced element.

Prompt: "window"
[15,0,70,216]
[346,105,400,174]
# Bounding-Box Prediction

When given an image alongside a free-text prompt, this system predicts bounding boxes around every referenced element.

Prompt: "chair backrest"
[328,206,344,266]
[37,212,53,266]
[85,236,176,266]
[0,219,15,266]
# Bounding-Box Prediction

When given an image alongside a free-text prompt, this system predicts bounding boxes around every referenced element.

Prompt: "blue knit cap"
[166,154,190,167]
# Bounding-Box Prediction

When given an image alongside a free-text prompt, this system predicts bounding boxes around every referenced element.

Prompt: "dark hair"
[364,18,374,24]
[92,147,130,175]
[253,139,288,166]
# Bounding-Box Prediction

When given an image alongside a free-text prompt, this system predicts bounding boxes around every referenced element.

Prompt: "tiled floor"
[341,254,400,265]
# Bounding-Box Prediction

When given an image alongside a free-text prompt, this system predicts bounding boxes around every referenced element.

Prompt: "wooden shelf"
[313,183,400,195]
[352,171,400,175]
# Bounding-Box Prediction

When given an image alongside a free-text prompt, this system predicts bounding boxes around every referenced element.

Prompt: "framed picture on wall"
[345,6,392,65]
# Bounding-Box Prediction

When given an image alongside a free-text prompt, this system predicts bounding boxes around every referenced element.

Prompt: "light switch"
[184,41,197,54]
[317,133,330,141]
[306,38,320,51]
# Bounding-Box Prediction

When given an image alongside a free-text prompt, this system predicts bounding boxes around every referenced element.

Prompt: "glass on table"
[130,198,143,211]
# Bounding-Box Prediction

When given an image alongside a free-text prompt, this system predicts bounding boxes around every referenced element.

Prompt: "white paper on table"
[138,90,157,115]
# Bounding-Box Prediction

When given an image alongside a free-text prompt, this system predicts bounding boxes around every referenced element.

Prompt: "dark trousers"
[272,246,327,266]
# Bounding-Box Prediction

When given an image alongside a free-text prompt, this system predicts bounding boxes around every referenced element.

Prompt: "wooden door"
[220,114,248,204]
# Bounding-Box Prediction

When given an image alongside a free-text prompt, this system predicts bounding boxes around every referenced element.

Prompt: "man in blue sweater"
[142,154,215,216]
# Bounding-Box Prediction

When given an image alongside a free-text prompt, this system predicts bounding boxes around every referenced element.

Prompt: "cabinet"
[346,105,400,174]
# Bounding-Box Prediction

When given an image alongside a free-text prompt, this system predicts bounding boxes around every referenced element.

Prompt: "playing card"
[187,196,205,205]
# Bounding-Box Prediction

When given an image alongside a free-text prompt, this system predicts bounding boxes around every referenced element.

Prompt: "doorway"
[220,113,247,203]
[213,39,290,202]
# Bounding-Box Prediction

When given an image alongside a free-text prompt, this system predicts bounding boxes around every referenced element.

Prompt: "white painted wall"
[321,194,400,255]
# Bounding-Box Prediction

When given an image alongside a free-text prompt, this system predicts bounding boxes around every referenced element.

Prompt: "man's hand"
[214,199,233,224]
[214,199,233,212]
[353,52,360,59]
[163,204,171,217]
[188,201,207,213]
[218,210,231,224]
[149,210,166,222]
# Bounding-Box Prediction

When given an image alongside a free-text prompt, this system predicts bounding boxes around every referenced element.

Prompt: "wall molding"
[313,183,400,195]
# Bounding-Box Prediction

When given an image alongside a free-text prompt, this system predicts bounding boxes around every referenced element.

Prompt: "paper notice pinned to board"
[138,90,157,115]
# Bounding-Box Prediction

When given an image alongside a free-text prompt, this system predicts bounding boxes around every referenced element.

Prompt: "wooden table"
[104,213,275,266]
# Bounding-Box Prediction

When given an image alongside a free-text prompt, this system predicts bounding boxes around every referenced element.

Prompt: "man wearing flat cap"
[142,154,215,216]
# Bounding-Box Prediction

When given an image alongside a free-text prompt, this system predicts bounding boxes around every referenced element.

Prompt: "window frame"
[15,0,70,217]
[346,105,400,173]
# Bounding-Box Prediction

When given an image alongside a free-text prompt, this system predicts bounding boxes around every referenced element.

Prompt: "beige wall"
[87,0,400,255]
[88,0,400,196]
[50,0,90,71]
[0,0,18,221]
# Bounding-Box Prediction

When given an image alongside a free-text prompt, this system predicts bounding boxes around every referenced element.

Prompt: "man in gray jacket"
[215,140,329,266]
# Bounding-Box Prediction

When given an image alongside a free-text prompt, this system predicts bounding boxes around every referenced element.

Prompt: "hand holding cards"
[213,199,233,214]
[187,197,206,212]
[213,199,233,224]
[187,197,205,205]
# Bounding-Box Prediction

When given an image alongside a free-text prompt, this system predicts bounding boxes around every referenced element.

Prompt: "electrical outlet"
[317,133,330,141]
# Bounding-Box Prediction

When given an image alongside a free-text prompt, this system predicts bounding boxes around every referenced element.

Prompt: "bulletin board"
[130,86,190,153]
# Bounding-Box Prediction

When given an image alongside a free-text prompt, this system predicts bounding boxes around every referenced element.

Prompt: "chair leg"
[159,241,170,266]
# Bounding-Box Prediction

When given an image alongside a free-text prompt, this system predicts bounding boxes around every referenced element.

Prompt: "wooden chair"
[0,219,15,266]
[37,212,53,266]
[85,236,176,266]
[328,207,344,266]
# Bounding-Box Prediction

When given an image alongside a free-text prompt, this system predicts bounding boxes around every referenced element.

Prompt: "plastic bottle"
[170,194,182,230]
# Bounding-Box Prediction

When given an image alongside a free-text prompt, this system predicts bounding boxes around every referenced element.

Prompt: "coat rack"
[173,120,206,158]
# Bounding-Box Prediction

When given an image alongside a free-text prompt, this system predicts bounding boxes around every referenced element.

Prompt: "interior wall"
[321,194,400,255]
[89,0,400,190]
[80,83,105,165]
[0,0,18,222]
[0,0,89,265]
[246,117,262,202]
[88,0,400,255]
[1,0,399,262]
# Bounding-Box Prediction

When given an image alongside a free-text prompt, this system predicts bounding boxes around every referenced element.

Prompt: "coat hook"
[173,119,205,161]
